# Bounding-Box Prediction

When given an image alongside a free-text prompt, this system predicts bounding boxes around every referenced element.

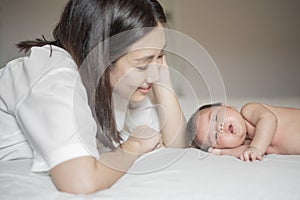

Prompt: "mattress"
[1,96,300,200]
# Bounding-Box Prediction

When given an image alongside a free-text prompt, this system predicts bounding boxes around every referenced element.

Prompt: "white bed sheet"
[1,148,300,200]
[1,96,300,200]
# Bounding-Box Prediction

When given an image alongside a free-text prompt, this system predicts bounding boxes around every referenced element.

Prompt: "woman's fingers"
[128,126,162,154]
[208,148,221,155]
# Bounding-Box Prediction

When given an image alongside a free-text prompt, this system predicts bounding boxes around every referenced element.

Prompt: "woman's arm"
[50,126,162,194]
[152,56,188,148]
[240,103,278,161]
[51,154,129,194]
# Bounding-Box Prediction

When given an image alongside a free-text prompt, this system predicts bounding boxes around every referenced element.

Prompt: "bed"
[1,96,300,200]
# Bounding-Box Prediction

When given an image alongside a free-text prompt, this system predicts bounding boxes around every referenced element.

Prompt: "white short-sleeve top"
[113,95,160,143]
[0,45,99,172]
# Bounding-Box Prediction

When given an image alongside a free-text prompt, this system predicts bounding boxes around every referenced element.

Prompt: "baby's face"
[194,106,247,149]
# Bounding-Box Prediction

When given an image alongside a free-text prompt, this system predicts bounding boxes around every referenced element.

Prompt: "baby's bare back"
[265,105,300,154]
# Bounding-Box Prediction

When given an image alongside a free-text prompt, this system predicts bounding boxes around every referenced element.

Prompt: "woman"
[0,0,187,194]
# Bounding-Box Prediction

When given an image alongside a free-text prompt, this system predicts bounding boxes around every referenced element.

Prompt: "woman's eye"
[157,54,164,63]
[136,65,148,71]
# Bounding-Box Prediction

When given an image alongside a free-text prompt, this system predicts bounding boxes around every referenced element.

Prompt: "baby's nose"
[217,123,224,133]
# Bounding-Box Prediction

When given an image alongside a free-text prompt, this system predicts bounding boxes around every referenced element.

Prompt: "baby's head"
[187,103,247,151]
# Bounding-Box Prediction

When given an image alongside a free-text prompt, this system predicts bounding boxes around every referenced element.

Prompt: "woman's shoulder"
[29,45,77,71]
[22,45,79,89]
[0,45,80,112]
[2,45,77,78]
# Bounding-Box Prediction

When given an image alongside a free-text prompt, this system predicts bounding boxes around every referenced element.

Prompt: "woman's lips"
[138,85,151,93]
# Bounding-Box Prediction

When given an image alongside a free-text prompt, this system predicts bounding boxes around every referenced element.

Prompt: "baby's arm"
[209,144,250,158]
[240,103,278,161]
[209,139,251,158]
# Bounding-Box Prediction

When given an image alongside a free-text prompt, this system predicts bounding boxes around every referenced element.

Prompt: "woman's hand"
[151,56,188,148]
[153,55,173,90]
[121,126,163,155]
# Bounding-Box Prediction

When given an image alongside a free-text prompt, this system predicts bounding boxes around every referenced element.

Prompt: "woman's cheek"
[114,71,146,99]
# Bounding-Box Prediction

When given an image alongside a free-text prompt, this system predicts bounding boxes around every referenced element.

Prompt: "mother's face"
[110,25,166,102]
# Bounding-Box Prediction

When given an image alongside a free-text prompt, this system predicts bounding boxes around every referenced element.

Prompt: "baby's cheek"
[218,137,237,148]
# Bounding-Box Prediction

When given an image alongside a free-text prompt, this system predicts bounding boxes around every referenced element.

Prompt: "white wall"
[0,0,68,67]
[1,0,300,98]
[160,0,300,98]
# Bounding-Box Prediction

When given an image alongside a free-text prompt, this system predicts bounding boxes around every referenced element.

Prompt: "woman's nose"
[146,63,160,83]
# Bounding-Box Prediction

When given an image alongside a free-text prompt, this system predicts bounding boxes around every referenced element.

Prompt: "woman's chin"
[129,94,147,102]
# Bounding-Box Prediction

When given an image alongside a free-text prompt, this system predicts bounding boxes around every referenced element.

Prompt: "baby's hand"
[208,144,250,158]
[240,147,264,162]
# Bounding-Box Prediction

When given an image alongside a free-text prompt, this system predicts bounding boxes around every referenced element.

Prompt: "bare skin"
[194,103,300,161]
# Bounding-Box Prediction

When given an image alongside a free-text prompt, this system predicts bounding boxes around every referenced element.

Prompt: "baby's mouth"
[228,124,234,134]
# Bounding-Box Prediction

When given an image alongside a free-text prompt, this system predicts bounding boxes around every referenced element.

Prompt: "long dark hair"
[17,0,167,149]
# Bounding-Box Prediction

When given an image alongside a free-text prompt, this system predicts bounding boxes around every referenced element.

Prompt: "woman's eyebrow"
[133,47,166,63]
[134,55,155,62]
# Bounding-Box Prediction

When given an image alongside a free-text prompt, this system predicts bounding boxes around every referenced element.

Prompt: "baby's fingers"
[256,154,263,161]
[239,153,245,161]
[250,152,263,161]
[241,151,262,162]
[241,152,250,161]
[241,151,255,161]
[249,152,258,161]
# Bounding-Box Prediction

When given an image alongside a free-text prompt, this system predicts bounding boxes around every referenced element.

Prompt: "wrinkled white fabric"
[0,45,99,172]
[113,95,160,145]
[0,44,162,173]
